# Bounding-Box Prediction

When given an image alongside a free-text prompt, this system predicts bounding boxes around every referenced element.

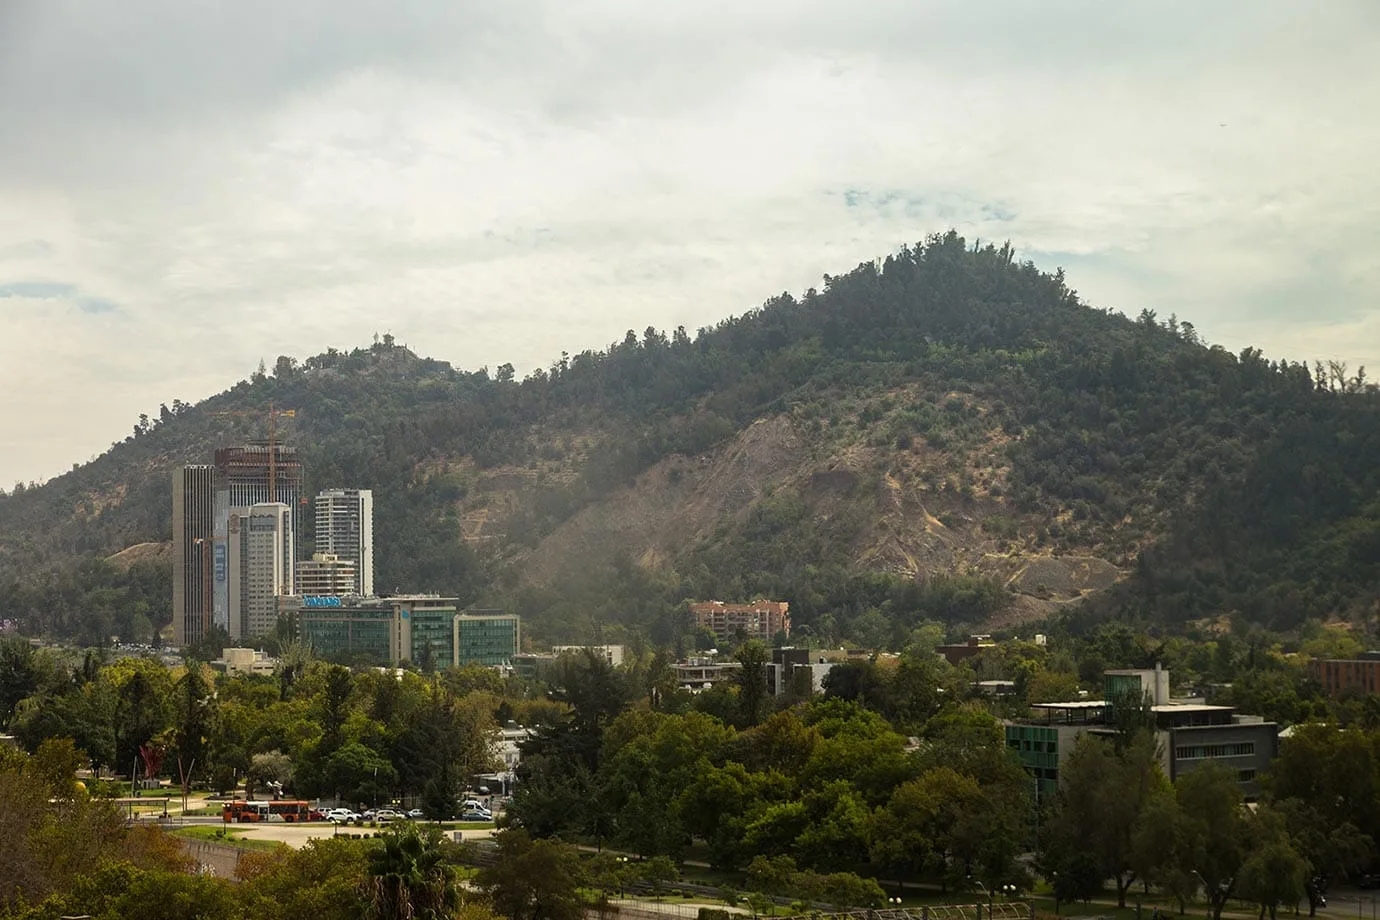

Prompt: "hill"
[1,232,1377,648]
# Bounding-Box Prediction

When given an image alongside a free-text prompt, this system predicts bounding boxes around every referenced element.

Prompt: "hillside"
[1,232,1377,648]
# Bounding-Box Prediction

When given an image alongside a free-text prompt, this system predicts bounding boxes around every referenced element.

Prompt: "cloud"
[0,0,1376,487]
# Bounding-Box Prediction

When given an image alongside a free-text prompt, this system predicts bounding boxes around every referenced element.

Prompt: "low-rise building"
[937,634,996,665]
[690,600,790,643]
[1005,665,1278,803]
[212,647,277,677]
[1309,652,1380,696]
[552,644,625,667]
[292,596,519,668]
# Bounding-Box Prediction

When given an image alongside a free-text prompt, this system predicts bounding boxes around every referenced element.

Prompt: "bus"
[222,800,269,822]
[222,800,319,823]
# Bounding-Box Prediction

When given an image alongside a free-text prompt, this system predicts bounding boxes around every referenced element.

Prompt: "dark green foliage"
[0,234,1376,644]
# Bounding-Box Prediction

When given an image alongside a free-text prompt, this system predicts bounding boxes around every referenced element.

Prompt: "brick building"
[690,600,790,642]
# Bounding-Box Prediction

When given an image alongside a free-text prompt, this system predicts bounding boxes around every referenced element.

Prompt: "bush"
[698,910,732,920]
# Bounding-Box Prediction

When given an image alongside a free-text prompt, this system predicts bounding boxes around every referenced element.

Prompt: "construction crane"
[209,401,298,501]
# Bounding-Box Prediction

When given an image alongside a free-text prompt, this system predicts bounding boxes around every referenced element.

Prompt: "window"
[1175,742,1255,760]
[1238,770,1256,782]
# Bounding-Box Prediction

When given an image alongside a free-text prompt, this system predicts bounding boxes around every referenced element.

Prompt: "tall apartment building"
[226,503,294,640]
[212,445,303,633]
[172,465,215,647]
[690,600,791,643]
[313,489,373,596]
[296,553,359,597]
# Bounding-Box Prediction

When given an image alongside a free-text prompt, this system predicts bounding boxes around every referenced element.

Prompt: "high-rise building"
[172,465,215,648]
[212,445,303,632]
[227,502,294,640]
[296,552,359,597]
[313,489,373,596]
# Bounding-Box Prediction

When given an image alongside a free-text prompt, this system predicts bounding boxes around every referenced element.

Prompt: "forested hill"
[1,232,1376,648]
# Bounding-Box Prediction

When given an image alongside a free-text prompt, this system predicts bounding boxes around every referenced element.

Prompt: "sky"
[1,1,1377,488]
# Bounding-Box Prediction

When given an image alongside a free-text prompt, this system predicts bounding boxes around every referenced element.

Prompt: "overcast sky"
[1,1,1377,488]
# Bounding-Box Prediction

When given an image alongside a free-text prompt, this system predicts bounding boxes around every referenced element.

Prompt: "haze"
[1,1,1376,488]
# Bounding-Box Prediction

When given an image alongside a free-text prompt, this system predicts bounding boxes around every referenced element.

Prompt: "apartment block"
[313,488,374,596]
[690,599,790,642]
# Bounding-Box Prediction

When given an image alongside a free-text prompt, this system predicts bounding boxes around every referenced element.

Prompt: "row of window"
[1175,742,1255,760]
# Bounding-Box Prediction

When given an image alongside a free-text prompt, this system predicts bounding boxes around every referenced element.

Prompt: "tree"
[475,829,586,920]
[1042,732,1170,907]
[363,823,461,920]
[640,855,679,901]
[1175,763,1250,920]
[735,640,769,728]
[1239,835,1308,920]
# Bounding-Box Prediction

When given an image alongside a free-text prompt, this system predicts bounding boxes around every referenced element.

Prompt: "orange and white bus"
[222,800,318,823]
[223,800,269,822]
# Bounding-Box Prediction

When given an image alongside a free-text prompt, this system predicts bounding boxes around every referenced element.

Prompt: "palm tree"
[364,824,460,920]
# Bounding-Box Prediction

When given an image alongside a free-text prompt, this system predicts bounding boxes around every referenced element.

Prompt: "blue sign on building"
[304,596,342,608]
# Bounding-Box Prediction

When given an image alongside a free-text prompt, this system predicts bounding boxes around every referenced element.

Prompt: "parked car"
[406,808,425,820]
[458,809,492,822]
[360,809,376,821]
[325,808,360,824]
[375,809,404,822]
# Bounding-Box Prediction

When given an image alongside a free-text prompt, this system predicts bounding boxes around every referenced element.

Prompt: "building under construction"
[212,444,304,640]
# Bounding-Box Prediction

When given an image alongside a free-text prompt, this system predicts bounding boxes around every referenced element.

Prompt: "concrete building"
[212,647,278,677]
[1004,666,1278,804]
[675,658,742,691]
[172,465,216,647]
[213,445,303,634]
[551,645,625,667]
[227,502,294,640]
[1309,653,1380,696]
[293,597,519,668]
[313,488,374,596]
[296,552,359,597]
[690,599,790,642]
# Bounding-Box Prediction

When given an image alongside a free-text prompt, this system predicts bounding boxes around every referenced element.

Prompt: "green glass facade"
[294,597,518,669]
[1005,724,1060,802]
[299,604,394,662]
[408,605,458,670]
[456,614,520,667]
[1104,672,1146,705]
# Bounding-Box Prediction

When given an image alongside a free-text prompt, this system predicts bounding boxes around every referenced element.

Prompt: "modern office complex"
[226,502,294,640]
[172,465,215,647]
[313,488,374,596]
[1005,665,1278,803]
[293,596,519,668]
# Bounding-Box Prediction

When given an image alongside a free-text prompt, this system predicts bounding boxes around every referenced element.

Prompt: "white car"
[325,808,360,824]
[374,809,404,822]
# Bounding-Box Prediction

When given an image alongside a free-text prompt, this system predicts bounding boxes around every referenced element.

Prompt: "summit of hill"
[1,232,1376,647]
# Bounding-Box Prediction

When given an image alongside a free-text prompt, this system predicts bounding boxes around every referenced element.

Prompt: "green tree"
[475,829,587,920]
[735,640,769,728]
[1042,732,1170,908]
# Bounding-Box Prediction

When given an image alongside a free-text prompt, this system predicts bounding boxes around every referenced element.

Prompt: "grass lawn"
[169,826,284,852]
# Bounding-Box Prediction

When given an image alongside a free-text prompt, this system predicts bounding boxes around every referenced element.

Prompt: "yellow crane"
[209,401,298,501]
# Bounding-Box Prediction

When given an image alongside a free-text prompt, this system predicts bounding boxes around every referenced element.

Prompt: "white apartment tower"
[314,489,374,596]
[227,502,294,640]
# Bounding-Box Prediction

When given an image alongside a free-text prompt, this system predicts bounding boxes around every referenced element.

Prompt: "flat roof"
[1032,700,1107,710]
[1151,703,1232,713]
